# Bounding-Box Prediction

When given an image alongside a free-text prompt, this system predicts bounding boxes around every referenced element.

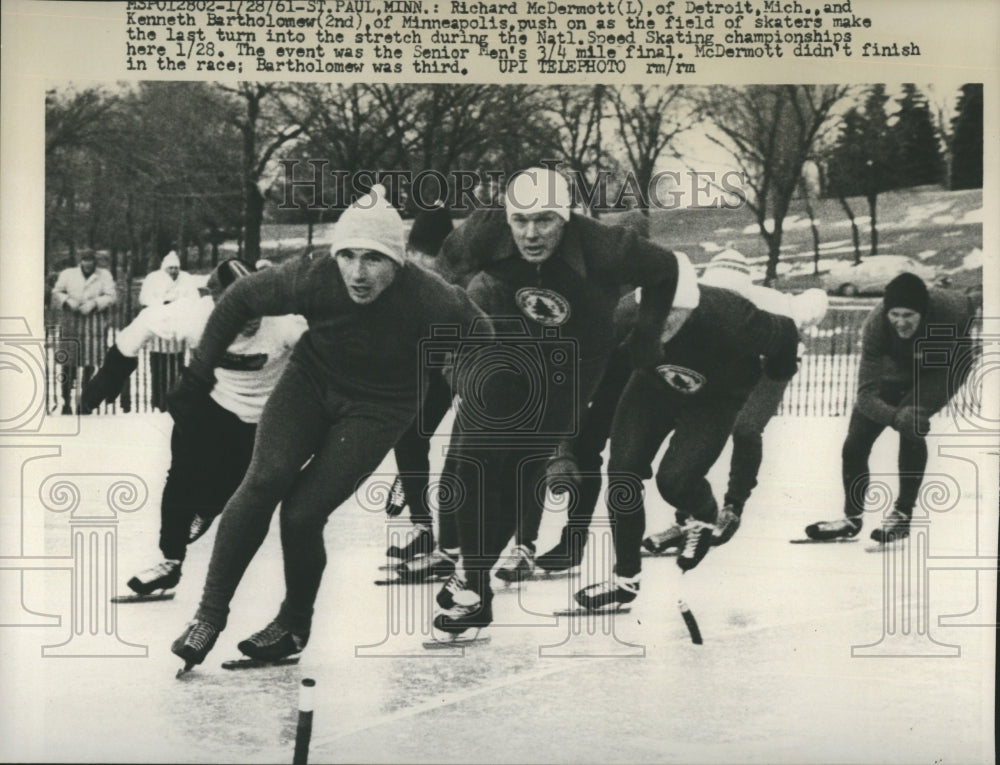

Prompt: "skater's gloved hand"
[81,345,139,410]
[892,405,930,439]
[546,445,581,497]
[763,347,799,381]
[627,323,661,370]
[167,359,215,429]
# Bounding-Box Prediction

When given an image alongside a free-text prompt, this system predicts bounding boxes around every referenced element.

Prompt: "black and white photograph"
[1,1,996,763]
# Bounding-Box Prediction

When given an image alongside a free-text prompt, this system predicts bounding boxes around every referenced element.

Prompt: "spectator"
[140,251,200,411]
[50,250,117,414]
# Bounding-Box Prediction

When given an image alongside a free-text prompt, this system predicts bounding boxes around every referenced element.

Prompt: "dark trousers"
[392,372,453,529]
[841,389,927,520]
[61,365,95,412]
[149,352,183,412]
[194,361,414,634]
[606,370,742,578]
[159,397,256,561]
[724,374,790,511]
[562,342,633,533]
[448,356,606,596]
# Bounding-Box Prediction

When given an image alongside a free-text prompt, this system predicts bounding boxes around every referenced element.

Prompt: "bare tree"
[540,85,610,214]
[217,83,314,263]
[608,85,691,214]
[698,84,848,283]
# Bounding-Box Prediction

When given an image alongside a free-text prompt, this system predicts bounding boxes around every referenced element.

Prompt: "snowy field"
[1,413,996,764]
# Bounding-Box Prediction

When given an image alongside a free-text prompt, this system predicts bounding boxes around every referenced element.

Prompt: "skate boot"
[642,523,684,555]
[127,559,181,595]
[187,514,215,544]
[237,620,308,662]
[495,544,535,584]
[536,527,586,573]
[386,523,434,562]
[870,509,910,544]
[573,577,639,612]
[397,548,458,583]
[677,520,714,572]
[172,620,220,668]
[804,516,862,542]
[384,475,407,518]
[433,588,493,637]
[436,571,470,610]
[711,504,742,547]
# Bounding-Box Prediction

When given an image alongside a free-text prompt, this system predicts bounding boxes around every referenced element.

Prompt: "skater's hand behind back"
[167,362,214,430]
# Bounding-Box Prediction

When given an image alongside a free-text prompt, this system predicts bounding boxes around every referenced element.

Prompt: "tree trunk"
[838,195,862,265]
[244,182,264,263]
[802,187,821,275]
[764,228,783,285]
[866,192,878,256]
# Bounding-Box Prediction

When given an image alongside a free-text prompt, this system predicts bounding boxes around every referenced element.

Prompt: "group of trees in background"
[45,81,983,285]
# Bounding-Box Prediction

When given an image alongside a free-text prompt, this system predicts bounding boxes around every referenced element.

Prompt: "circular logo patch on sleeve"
[656,364,706,394]
[515,287,571,326]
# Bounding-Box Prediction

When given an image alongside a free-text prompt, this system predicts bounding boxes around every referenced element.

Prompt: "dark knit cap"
[884,272,929,315]
[207,258,253,298]
[408,201,454,257]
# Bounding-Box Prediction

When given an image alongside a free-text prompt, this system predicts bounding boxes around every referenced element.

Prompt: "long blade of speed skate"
[422,635,491,650]
[553,606,632,617]
[111,592,176,603]
[789,538,859,544]
[640,548,679,557]
[221,656,301,670]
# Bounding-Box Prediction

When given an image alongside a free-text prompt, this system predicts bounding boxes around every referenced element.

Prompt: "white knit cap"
[635,250,701,311]
[161,251,180,270]
[332,184,405,265]
[505,168,572,222]
[700,249,752,292]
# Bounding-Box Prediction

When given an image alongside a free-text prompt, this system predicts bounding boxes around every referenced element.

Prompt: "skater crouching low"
[169,186,486,671]
[575,283,800,613]
[804,273,979,545]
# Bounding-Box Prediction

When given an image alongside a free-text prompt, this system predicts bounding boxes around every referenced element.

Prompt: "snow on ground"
[1,414,996,764]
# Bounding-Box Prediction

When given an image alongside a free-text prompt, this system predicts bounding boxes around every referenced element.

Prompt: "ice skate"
[386,523,433,562]
[535,528,586,574]
[555,578,638,616]
[426,590,493,649]
[383,475,407,518]
[495,544,534,585]
[187,514,215,544]
[116,559,180,602]
[234,620,308,666]
[379,548,457,585]
[677,520,714,571]
[867,509,911,548]
[642,524,683,556]
[172,620,220,676]
[797,516,862,543]
[711,504,741,546]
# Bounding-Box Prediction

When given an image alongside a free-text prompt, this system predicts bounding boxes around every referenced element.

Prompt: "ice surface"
[1,414,995,764]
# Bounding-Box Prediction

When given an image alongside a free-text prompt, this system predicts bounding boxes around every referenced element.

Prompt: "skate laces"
[185,621,217,651]
[442,573,467,597]
[247,620,291,648]
[681,521,710,557]
[141,560,179,582]
[507,545,533,568]
[188,515,209,539]
[385,476,406,514]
